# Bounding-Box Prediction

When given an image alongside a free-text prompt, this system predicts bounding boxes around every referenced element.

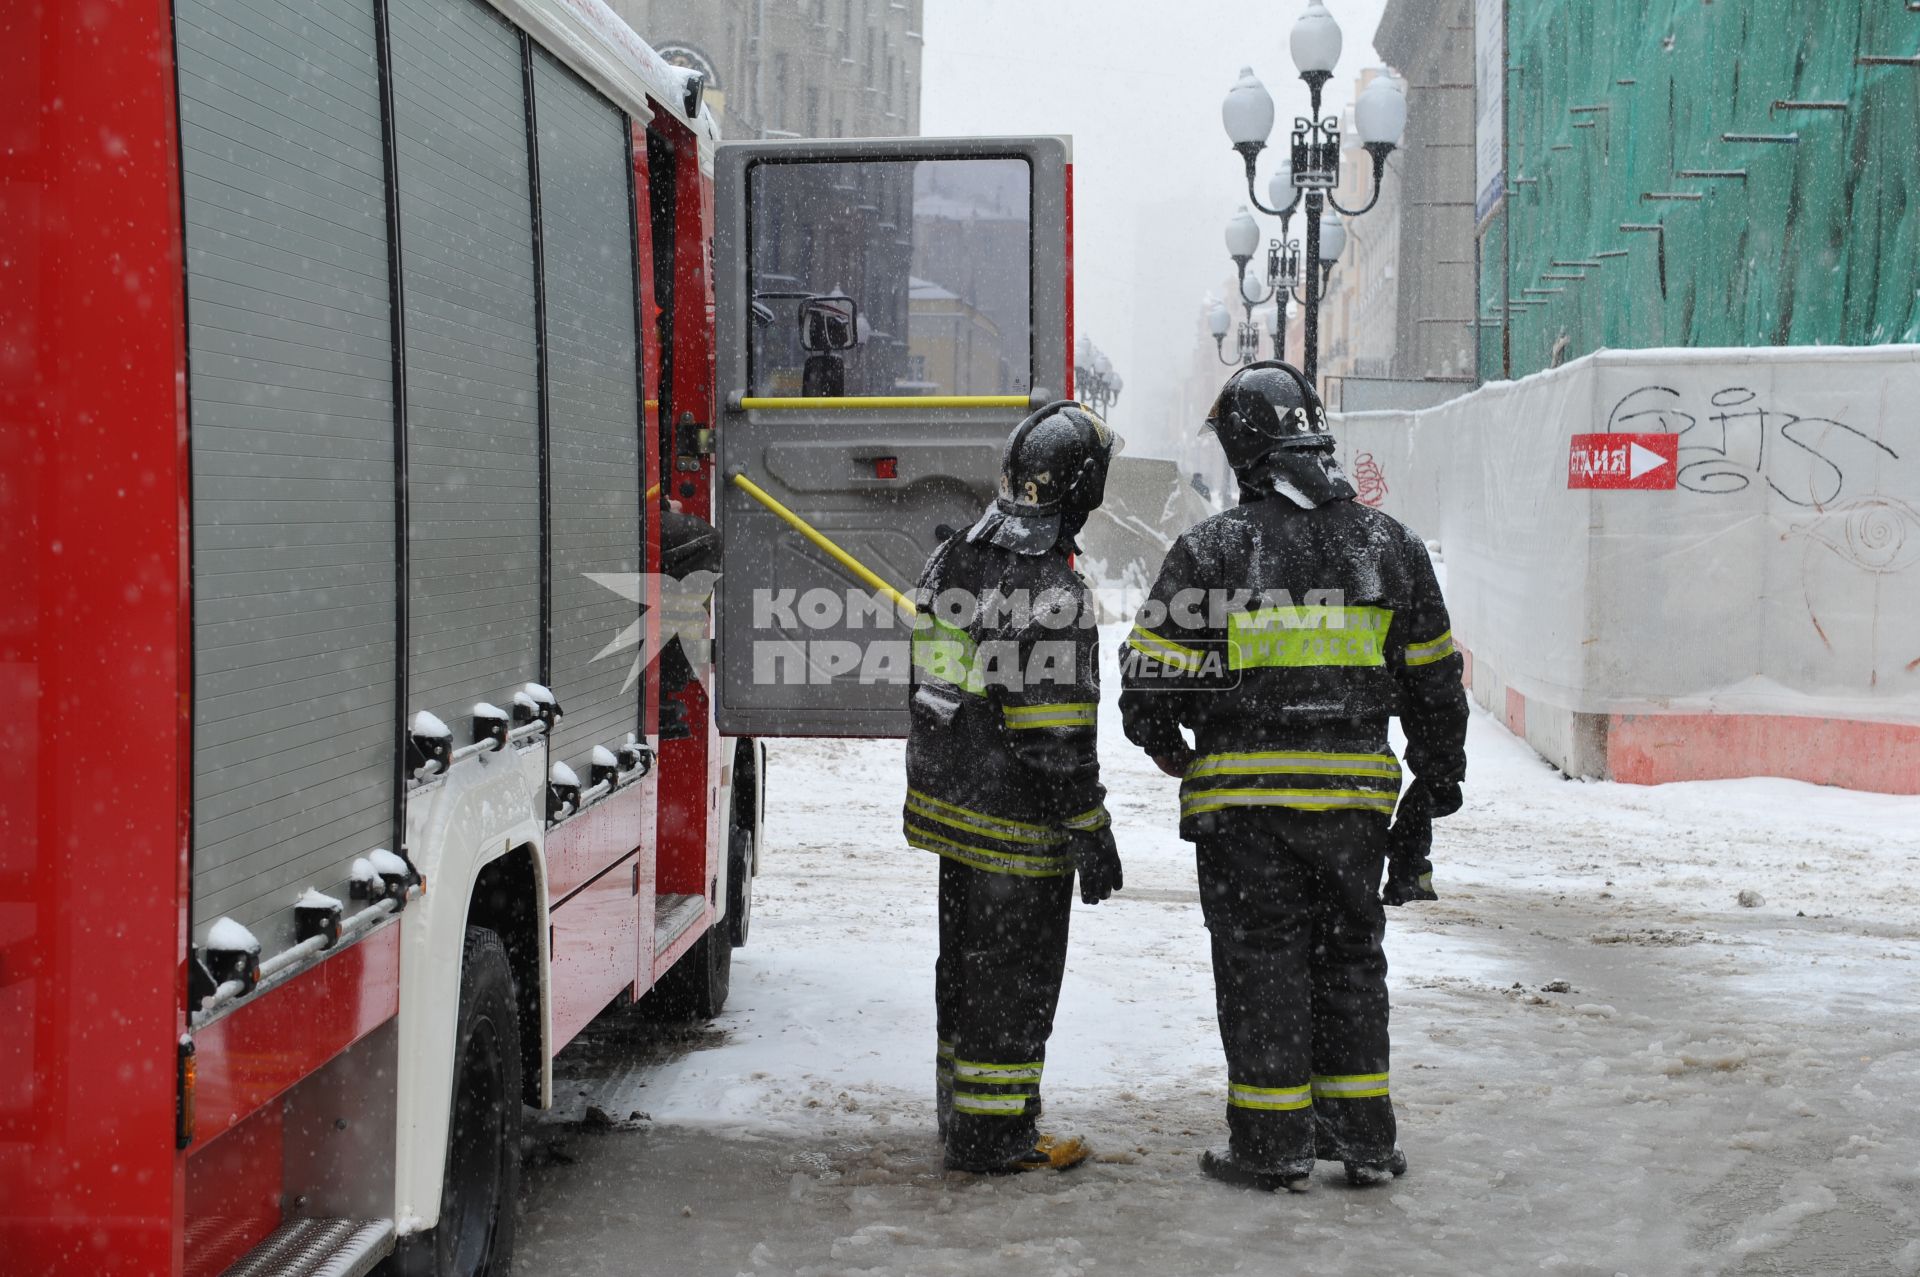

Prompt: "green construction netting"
[1479,2,1918,378]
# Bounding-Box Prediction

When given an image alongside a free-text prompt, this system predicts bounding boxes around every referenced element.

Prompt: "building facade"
[606,0,924,140]
[1314,0,1480,404]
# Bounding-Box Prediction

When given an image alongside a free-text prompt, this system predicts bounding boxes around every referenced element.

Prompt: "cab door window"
[747,156,1032,397]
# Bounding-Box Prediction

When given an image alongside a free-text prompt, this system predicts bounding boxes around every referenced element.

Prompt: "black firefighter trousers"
[934,857,1073,1168]
[1196,808,1397,1170]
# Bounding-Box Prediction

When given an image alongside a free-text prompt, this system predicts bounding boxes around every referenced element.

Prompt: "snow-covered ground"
[520,639,1920,1276]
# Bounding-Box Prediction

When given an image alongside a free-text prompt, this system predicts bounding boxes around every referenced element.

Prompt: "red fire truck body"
[5,3,1076,1273]
[4,3,751,1273]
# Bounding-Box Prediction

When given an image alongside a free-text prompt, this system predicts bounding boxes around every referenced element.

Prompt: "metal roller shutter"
[176,0,398,953]
[532,50,644,783]
[389,0,542,735]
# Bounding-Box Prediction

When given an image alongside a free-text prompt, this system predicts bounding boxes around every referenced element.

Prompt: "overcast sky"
[920,0,1393,455]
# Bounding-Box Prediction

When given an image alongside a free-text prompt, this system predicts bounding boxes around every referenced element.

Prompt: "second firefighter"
[904,400,1125,1174]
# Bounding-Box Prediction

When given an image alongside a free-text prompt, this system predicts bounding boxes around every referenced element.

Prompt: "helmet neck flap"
[968,400,1122,555]
[1237,448,1356,510]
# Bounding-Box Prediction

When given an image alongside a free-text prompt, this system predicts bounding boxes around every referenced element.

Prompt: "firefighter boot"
[949,1133,1091,1175]
[1343,1147,1409,1186]
[1200,1149,1313,1194]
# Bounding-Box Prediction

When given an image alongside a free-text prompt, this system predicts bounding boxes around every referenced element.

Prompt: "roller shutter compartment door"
[532,50,644,785]
[176,0,398,956]
[389,0,542,733]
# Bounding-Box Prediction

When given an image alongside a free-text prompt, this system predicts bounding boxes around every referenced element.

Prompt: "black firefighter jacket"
[904,534,1110,879]
[1118,493,1468,840]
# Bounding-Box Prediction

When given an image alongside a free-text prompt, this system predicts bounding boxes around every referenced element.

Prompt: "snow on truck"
[4,0,1073,1273]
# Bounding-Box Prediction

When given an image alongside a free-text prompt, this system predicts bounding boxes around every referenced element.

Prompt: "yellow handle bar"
[729,473,919,619]
[735,395,1032,412]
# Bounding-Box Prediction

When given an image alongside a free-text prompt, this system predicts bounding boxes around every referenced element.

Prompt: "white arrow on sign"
[1628,441,1670,481]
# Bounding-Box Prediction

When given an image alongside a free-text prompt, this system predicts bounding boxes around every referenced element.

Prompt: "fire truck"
[4,1,1074,1273]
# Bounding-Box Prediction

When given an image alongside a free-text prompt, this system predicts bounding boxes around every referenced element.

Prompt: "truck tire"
[649,919,731,1021]
[726,824,754,948]
[389,927,522,1277]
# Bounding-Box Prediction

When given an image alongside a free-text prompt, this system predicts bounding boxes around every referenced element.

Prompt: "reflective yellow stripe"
[1404,629,1456,667]
[912,617,986,695]
[1004,702,1097,729]
[1061,805,1110,832]
[906,826,1074,877]
[953,1092,1030,1115]
[1181,788,1399,816]
[906,789,1060,840]
[1187,751,1401,780]
[1228,1082,1312,1112]
[739,395,1032,411]
[955,1060,1044,1082]
[1127,626,1204,670]
[1312,1073,1390,1099]
[1228,606,1393,670]
[905,803,1066,848]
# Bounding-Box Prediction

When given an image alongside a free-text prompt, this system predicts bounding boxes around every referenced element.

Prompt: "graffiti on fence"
[1605,384,1900,507]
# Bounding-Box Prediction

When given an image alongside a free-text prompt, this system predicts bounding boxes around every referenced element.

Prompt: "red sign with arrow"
[1567,432,1678,490]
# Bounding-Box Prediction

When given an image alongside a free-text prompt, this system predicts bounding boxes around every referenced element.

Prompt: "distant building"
[1315,0,1479,406]
[907,279,1003,394]
[606,0,923,140]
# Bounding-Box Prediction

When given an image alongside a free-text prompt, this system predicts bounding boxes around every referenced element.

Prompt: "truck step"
[655,892,705,952]
[220,1218,395,1277]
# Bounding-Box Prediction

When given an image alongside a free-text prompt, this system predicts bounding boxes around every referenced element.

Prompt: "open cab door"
[712,136,1073,737]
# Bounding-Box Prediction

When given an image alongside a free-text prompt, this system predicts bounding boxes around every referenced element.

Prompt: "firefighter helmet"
[1204,360,1332,472]
[967,400,1124,554]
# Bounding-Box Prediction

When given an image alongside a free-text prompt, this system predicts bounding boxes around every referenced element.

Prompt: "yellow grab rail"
[729,473,919,619]
[735,395,1031,412]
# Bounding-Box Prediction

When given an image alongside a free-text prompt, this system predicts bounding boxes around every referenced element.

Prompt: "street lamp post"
[1074,336,1124,416]
[1218,0,1406,383]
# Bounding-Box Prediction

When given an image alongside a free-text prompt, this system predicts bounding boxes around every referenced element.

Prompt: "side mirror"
[799,295,858,353]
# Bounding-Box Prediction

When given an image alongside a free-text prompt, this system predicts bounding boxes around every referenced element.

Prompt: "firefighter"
[1117,361,1467,1192]
[905,400,1125,1174]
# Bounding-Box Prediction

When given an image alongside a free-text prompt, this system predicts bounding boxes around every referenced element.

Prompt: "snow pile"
[205,916,260,954]
[410,710,451,739]
[367,849,409,879]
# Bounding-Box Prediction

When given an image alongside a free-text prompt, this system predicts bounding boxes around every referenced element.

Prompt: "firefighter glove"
[1383,784,1440,907]
[1068,827,1123,905]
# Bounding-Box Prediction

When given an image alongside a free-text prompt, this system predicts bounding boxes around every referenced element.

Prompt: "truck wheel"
[650,920,731,1021]
[390,927,522,1277]
[726,824,754,948]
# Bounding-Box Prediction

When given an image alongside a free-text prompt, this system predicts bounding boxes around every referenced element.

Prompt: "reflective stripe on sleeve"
[1003,702,1097,730]
[1311,1072,1389,1100]
[1061,804,1111,832]
[1126,626,1204,670]
[1404,629,1456,667]
[1227,1081,1312,1112]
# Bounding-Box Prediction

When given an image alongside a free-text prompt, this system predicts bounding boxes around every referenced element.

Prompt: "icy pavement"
[521,688,1920,1276]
